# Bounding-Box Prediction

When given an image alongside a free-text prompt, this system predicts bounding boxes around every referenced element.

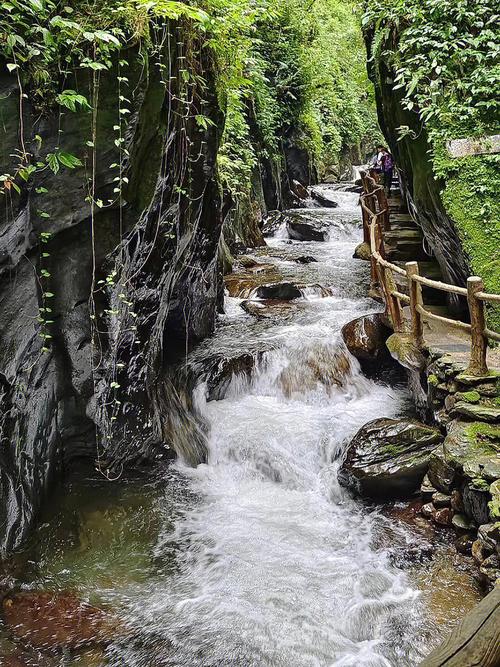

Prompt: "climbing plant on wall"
[364,0,500,320]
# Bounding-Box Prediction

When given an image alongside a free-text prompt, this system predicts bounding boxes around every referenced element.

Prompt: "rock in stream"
[338,418,443,499]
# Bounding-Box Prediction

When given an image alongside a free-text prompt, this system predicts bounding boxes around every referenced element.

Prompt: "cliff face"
[0,30,223,554]
[366,45,470,307]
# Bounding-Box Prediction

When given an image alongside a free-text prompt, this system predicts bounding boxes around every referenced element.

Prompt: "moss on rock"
[455,390,481,404]
[386,333,426,371]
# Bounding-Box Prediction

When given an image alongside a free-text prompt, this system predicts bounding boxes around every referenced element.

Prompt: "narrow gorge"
[0,1,499,665]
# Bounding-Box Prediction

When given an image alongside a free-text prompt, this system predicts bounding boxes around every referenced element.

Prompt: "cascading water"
[5,186,480,666]
[104,186,436,666]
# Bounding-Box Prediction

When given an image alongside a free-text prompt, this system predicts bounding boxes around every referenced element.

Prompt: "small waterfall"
[106,187,434,667]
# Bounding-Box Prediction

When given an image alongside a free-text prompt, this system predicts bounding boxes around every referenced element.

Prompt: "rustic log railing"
[359,171,500,376]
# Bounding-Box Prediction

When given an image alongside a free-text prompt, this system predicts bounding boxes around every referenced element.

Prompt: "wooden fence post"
[376,187,390,231]
[467,276,488,376]
[406,261,423,347]
[362,206,370,245]
[385,268,404,333]
[370,219,378,286]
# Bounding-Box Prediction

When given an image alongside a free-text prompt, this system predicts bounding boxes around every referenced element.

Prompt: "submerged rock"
[241,300,300,320]
[338,418,443,499]
[2,591,118,650]
[295,255,318,264]
[310,187,339,208]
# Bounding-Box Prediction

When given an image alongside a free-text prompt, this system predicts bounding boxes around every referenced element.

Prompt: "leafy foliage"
[364,0,500,324]
[204,0,379,203]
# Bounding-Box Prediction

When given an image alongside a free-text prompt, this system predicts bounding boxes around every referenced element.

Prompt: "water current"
[1,186,481,666]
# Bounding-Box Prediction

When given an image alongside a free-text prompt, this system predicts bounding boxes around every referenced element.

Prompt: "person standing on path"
[379,147,394,196]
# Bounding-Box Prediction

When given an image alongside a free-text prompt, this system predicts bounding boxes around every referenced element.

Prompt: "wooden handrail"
[359,170,499,375]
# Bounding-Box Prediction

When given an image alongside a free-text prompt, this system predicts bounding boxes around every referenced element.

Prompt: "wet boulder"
[353,241,371,261]
[206,353,256,400]
[295,255,317,264]
[338,418,443,499]
[291,179,309,200]
[386,333,426,372]
[241,300,300,320]
[310,187,339,208]
[262,211,286,237]
[1,591,118,650]
[286,216,330,242]
[341,314,391,363]
[253,282,302,300]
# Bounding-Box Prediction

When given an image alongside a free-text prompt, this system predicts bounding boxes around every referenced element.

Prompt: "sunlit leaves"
[56,90,91,112]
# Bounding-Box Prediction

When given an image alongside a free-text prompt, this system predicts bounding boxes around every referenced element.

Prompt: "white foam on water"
[107,188,429,667]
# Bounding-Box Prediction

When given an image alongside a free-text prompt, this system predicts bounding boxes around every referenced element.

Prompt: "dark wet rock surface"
[0,37,224,553]
[338,418,443,499]
[253,282,302,300]
[310,186,340,208]
[341,313,391,363]
[287,216,330,241]
[241,300,302,320]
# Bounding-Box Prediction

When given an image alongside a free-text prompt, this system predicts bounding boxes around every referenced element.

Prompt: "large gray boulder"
[338,418,443,499]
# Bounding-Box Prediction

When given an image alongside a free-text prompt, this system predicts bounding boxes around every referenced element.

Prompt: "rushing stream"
[0,186,481,666]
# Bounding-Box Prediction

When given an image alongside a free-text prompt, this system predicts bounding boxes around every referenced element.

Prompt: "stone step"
[385,228,423,244]
[390,213,414,224]
[389,217,417,231]
[385,243,429,262]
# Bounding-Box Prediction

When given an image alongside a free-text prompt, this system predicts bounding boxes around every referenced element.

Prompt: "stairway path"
[381,189,500,370]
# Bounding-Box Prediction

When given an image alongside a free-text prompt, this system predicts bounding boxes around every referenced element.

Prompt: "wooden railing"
[359,171,500,376]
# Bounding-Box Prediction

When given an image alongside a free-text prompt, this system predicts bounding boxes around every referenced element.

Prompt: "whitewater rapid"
[105,187,436,666]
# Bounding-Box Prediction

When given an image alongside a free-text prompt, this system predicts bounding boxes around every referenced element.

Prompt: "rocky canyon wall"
[0,29,225,554]
[365,39,470,310]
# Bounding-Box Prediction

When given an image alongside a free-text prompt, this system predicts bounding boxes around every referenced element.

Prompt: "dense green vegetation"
[0,0,378,207]
[212,0,380,205]
[364,0,500,304]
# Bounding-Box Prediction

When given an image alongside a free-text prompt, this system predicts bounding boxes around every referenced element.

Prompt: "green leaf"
[47,153,59,174]
[57,151,82,168]
[57,90,91,112]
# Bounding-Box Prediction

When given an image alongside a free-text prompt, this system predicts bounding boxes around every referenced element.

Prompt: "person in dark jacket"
[378,147,394,195]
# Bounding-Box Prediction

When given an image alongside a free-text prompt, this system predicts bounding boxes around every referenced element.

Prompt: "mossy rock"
[443,421,500,484]
[427,374,439,387]
[386,333,426,372]
[428,446,456,493]
[434,355,467,380]
[453,402,500,423]
[489,480,500,521]
[353,241,372,261]
[338,417,443,499]
[455,390,481,404]
[456,370,500,387]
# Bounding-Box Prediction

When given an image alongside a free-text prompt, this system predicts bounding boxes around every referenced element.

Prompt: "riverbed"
[0,186,481,666]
